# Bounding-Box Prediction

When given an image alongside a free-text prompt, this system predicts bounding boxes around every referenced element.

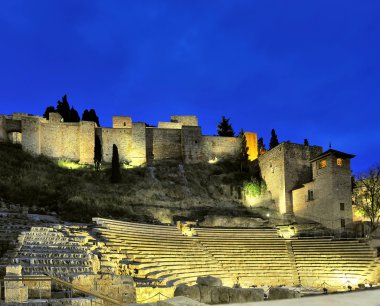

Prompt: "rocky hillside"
[0,143,275,224]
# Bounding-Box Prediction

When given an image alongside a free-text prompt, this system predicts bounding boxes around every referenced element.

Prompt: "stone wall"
[131,122,147,165]
[21,117,42,156]
[158,122,183,129]
[181,126,203,163]
[170,116,198,126]
[201,136,240,162]
[98,128,133,163]
[1,113,250,166]
[113,116,132,128]
[0,115,7,142]
[259,143,322,215]
[151,128,182,161]
[293,154,353,230]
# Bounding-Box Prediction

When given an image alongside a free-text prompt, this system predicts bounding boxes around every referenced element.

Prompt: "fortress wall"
[152,128,182,161]
[0,116,7,142]
[79,121,95,164]
[131,123,147,165]
[61,124,81,160]
[201,136,240,161]
[283,144,322,214]
[158,122,183,129]
[21,117,42,156]
[113,116,132,128]
[40,122,63,159]
[259,145,286,214]
[170,116,198,126]
[181,126,203,163]
[99,128,132,163]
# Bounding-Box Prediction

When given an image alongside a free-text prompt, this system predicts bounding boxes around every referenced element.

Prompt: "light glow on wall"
[57,160,86,170]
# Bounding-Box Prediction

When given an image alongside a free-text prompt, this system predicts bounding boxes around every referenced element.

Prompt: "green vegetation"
[0,143,261,223]
[243,178,267,198]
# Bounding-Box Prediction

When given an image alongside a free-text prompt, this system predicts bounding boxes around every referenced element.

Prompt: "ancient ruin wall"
[0,116,7,142]
[170,115,198,126]
[201,136,240,161]
[131,123,146,165]
[181,126,204,163]
[112,116,132,128]
[79,121,95,164]
[40,122,64,159]
[21,117,42,156]
[259,143,322,215]
[98,128,133,163]
[151,128,182,161]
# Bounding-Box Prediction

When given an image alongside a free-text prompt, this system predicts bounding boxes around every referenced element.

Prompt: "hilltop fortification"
[0,113,258,165]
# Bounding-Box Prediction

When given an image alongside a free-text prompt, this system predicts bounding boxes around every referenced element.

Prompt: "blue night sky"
[0,1,379,174]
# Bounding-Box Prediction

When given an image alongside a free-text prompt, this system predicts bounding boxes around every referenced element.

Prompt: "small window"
[318,159,327,169]
[307,190,314,201]
[337,158,343,167]
[123,122,126,127]
[340,203,345,211]
[341,219,345,228]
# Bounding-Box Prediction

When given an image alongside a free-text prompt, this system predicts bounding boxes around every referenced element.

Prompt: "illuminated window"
[307,190,314,201]
[341,218,345,228]
[340,203,345,211]
[318,159,327,169]
[337,158,343,166]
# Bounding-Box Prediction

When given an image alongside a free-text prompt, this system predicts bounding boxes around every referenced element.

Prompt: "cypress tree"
[69,106,80,122]
[56,95,71,122]
[43,106,56,119]
[82,109,100,126]
[239,129,249,172]
[269,129,279,150]
[304,138,309,146]
[258,137,266,155]
[94,135,102,171]
[217,116,235,137]
[111,144,121,183]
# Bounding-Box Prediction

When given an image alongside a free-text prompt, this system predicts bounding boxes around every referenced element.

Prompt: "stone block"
[196,276,222,287]
[174,284,201,301]
[199,285,212,304]
[158,296,207,306]
[5,286,28,303]
[268,287,301,300]
[228,288,264,303]
[6,265,22,276]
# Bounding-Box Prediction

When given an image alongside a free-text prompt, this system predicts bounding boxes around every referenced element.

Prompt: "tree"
[110,144,121,183]
[43,106,55,119]
[269,129,279,150]
[353,166,380,232]
[238,129,249,172]
[56,95,71,122]
[304,138,309,146]
[82,109,100,126]
[69,106,80,122]
[217,116,234,137]
[258,137,266,156]
[94,135,102,171]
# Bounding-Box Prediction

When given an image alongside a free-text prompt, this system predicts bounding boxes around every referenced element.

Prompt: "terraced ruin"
[1,202,379,304]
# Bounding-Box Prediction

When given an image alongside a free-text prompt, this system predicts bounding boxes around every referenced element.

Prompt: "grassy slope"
[0,143,257,223]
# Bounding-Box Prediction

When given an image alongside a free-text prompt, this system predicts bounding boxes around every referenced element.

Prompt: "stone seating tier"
[92,218,379,288]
